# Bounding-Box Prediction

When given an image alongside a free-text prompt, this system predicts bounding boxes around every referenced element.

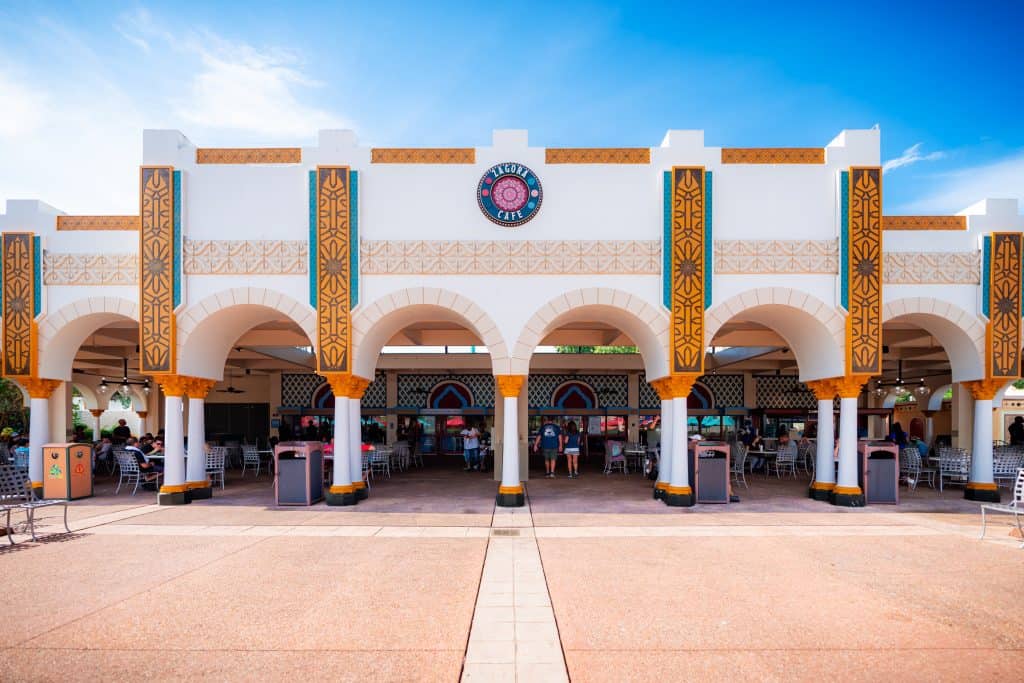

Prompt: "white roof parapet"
[659,130,705,150]
[491,129,529,148]
[142,129,195,166]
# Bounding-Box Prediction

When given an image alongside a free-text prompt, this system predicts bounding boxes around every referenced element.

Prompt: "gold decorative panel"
[316,166,351,373]
[714,240,838,274]
[184,240,308,275]
[882,215,966,231]
[670,166,705,375]
[1,232,36,377]
[57,215,139,231]
[139,166,175,374]
[721,148,825,164]
[884,252,979,284]
[846,167,883,376]
[196,148,302,164]
[545,148,650,164]
[44,253,138,285]
[360,240,659,275]
[370,148,475,164]
[988,232,1021,378]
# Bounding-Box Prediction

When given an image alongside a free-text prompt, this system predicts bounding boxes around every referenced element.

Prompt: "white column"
[332,396,352,489]
[28,397,50,487]
[814,398,836,490]
[969,396,995,487]
[349,394,362,487]
[163,394,186,489]
[922,411,935,447]
[836,396,860,493]
[501,395,519,490]
[657,398,673,491]
[186,396,208,486]
[669,395,690,495]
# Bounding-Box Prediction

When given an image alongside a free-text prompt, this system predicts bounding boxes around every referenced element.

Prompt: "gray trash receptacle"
[695,442,730,504]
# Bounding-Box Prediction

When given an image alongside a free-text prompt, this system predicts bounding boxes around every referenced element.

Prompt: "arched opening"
[350,289,503,492]
[510,288,670,507]
[702,289,846,504]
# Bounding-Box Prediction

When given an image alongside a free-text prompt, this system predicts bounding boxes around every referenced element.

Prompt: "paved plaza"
[2,469,1022,682]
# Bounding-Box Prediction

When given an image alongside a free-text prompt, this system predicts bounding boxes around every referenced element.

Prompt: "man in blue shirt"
[533,420,562,479]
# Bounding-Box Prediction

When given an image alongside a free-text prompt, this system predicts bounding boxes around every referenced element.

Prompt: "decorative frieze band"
[882,215,966,231]
[545,148,651,164]
[884,252,980,284]
[57,216,139,231]
[721,148,825,164]
[196,148,302,164]
[44,253,138,285]
[370,148,475,164]
[183,240,308,275]
[360,240,660,275]
[714,240,838,274]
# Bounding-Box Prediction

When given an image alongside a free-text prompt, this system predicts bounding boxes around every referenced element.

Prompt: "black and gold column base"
[653,482,667,500]
[158,485,190,506]
[30,482,43,499]
[353,481,369,501]
[829,486,865,507]
[326,485,358,506]
[965,482,1000,503]
[808,481,835,502]
[496,484,525,507]
[185,481,213,501]
[663,485,695,507]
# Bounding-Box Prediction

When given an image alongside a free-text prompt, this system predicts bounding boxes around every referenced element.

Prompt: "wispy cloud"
[898,151,1024,214]
[882,143,945,173]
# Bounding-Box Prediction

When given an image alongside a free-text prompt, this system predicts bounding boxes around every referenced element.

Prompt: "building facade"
[2,127,1021,507]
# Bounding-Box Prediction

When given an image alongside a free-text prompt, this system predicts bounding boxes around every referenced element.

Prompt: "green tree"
[0,378,28,433]
[556,346,639,354]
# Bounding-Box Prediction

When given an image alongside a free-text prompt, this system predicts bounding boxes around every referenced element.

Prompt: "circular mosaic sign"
[477,162,543,227]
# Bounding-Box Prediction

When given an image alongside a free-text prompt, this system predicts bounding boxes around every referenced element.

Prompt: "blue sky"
[1,1,1021,214]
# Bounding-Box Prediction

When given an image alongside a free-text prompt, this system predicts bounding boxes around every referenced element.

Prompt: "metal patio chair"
[994,450,1024,488]
[370,448,391,479]
[980,468,1024,548]
[603,441,628,475]
[938,447,970,493]
[114,450,160,495]
[207,447,227,490]
[900,448,935,490]
[0,464,70,544]
[731,442,748,489]
[241,445,262,478]
[768,442,798,478]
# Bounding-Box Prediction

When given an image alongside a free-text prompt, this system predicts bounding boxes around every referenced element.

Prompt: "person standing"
[461,423,481,471]
[112,419,131,443]
[1009,416,1024,446]
[561,421,582,478]
[533,419,562,478]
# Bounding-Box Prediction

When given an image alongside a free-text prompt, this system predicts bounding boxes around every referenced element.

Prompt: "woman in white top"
[460,424,481,471]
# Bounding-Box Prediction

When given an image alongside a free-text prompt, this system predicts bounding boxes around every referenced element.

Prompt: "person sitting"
[93,437,113,472]
[747,433,766,472]
[125,437,162,483]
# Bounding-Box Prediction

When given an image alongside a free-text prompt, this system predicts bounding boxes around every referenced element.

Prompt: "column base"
[325,485,358,506]
[829,485,865,507]
[653,481,668,500]
[353,481,369,501]
[965,482,1000,503]
[30,482,43,498]
[663,485,695,507]
[185,481,213,501]
[496,485,525,507]
[158,485,190,506]
[808,481,835,501]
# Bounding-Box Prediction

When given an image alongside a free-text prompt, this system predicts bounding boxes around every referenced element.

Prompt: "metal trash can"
[42,443,93,500]
[860,440,899,504]
[694,441,730,504]
[274,441,324,506]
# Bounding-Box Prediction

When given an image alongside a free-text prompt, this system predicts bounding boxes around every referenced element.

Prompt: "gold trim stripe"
[1,232,36,377]
[545,148,651,164]
[57,216,139,231]
[370,148,475,164]
[139,167,176,374]
[846,167,883,376]
[882,215,966,231]
[316,167,352,373]
[196,148,302,164]
[721,148,825,164]
[670,167,705,375]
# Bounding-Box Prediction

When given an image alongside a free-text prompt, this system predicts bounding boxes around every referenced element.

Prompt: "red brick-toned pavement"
[1,467,1020,681]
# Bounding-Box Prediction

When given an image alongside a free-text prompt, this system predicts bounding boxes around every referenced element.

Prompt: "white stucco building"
[2,127,1020,507]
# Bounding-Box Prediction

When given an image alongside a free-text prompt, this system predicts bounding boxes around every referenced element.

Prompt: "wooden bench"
[0,464,70,544]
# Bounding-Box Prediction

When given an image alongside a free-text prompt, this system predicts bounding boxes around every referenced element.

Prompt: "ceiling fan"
[217,370,246,394]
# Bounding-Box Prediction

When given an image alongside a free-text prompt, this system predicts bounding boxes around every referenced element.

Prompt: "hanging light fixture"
[143,380,151,394]
[98,378,109,394]
[873,382,886,398]
[915,380,929,397]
